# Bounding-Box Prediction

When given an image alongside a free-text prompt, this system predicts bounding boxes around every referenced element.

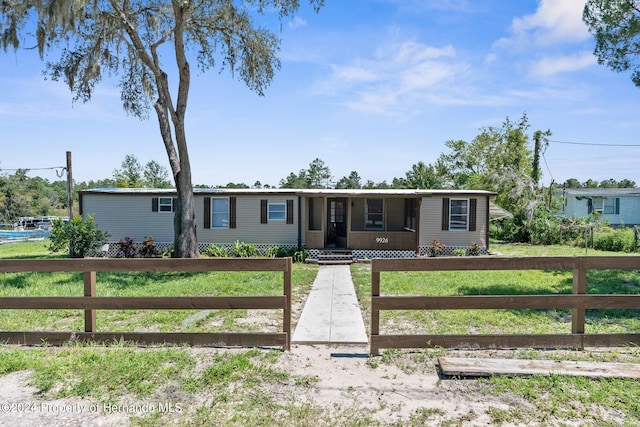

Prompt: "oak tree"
[1,0,323,257]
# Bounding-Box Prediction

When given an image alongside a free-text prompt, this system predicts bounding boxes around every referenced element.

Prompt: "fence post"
[371,260,380,356]
[283,257,292,351]
[84,271,96,333]
[572,260,586,340]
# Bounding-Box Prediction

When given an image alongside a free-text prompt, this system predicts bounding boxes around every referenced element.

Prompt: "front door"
[326,198,347,247]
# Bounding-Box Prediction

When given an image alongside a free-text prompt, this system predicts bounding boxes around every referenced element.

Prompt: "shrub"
[138,236,160,258]
[453,248,466,256]
[467,242,480,256]
[292,249,308,263]
[593,227,634,252]
[204,244,229,257]
[265,246,279,258]
[117,237,138,258]
[48,215,110,258]
[232,240,258,257]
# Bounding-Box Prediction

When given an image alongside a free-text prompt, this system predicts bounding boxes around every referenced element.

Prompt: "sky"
[1,0,639,188]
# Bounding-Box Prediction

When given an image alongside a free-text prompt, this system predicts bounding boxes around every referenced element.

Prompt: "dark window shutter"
[469,198,477,232]
[204,197,211,229]
[286,199,294,224]
[152,197,158,212]
[260,199,268,224]
[615,198,620,215]
[172,198,178,212]
[441,198,450,231]
[587,198,593,214]
[230,197,237,229]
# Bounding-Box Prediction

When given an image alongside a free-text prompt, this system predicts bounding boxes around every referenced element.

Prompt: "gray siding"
[82,194,175,242]
[419,196,487,247]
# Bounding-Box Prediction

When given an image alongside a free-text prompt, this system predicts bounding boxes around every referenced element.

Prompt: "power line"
[549,139,640,147]
[0,166,67,178]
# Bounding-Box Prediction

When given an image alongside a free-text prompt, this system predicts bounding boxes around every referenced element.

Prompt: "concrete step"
[317,250,354,265]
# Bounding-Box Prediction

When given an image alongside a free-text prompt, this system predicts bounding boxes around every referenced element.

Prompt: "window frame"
[365,198,384,230]
[211,197,230,229]
[449,198,469,232]
[268,203,287,221]
[158,197,174,213]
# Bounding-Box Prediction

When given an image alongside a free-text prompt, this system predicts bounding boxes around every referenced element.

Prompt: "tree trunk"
[173,168,199,258]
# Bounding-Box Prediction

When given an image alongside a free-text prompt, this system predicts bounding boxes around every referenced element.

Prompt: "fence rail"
[0,258,292,350]
[371,256,640,355]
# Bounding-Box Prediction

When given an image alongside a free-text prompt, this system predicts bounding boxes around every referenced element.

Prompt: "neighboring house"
[558,188,640,226]
[79,188,499,258]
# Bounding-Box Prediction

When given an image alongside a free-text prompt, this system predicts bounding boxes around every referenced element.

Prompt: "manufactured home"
[558,188,640,227]
[79,188,498,258]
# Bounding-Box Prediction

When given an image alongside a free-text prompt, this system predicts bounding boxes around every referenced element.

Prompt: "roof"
[79,187,497,198]
[489,202,513,219]
[561,188,640,197]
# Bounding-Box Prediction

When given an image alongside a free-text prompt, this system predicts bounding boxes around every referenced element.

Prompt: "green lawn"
[351,242,640,336]
[2,240,640,426]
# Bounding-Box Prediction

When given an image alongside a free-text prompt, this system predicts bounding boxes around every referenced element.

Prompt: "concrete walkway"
[292,265,368,345]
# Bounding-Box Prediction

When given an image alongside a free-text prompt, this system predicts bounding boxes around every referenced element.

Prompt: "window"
[158,197,173,212]
[211,197,229,228]
[268,203,286,221]
[365,198,384,230]
[449,199,468,231]
[152,197,174,213]
[590,197,620,215]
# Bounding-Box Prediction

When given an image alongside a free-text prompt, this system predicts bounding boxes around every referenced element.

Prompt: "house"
[558,188,640,226]
[78,188,498,258]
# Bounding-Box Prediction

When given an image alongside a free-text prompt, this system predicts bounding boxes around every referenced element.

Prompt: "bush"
[117,237,137,258]
[232,240,258,257]
[265,246,279,258]
[292,249,308,263]
[48,215,110,258]
[204,244,229,257]
[593,227,634,252]
[138,236,160,258]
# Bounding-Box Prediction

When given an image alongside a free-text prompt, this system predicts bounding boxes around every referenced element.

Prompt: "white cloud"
[529,51,596,76]
[319,40,476,116]
[497,0,590,48]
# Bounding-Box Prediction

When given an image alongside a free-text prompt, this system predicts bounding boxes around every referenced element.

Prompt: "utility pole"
[66,151,74,219]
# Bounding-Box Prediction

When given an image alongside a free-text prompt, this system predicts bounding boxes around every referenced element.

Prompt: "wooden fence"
[0,257,292,350]
[371,256,640,355]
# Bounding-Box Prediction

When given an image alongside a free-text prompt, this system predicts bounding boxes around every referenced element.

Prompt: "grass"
[2,240,640,425]
[351,242,640,335]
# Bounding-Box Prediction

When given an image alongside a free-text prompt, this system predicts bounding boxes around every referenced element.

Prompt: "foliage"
[1,0,323,258]
[116,237,138,258]
[265,246,280,258]
[467,242,480,256]
[138,236,160,258]
[584,0,640,87]
[592,226,635,253]
[232,240,258,257]
[48,216,109,258]
[335,171,363,189]
[292,249,309,263]
[428,238,445,257]
[204,244,229,258]
[395,161,446,190]
[0,169,67,224]
[280,158,333,189]
[453,248,466,256]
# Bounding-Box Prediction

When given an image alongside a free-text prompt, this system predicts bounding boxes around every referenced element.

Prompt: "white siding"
[419,196,487,247]
[82,194,175,243]
[563,195,640,225]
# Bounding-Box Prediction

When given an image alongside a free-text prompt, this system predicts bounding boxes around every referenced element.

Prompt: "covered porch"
[304,193,420,253]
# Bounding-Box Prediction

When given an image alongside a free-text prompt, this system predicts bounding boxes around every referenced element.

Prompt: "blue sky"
[1,0,639,188]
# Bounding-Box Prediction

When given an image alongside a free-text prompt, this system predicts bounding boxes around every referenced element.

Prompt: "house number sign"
[375,237,389,244]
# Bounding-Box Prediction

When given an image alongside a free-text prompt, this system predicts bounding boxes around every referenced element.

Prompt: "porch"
[304,195,419,253]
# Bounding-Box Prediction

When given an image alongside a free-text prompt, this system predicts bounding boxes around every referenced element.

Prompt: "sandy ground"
[0,343,522,427]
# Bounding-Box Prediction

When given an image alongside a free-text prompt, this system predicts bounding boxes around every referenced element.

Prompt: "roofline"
[78,187,498,197]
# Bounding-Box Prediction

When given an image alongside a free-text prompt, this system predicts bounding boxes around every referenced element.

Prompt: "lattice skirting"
[93,242,487,259]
